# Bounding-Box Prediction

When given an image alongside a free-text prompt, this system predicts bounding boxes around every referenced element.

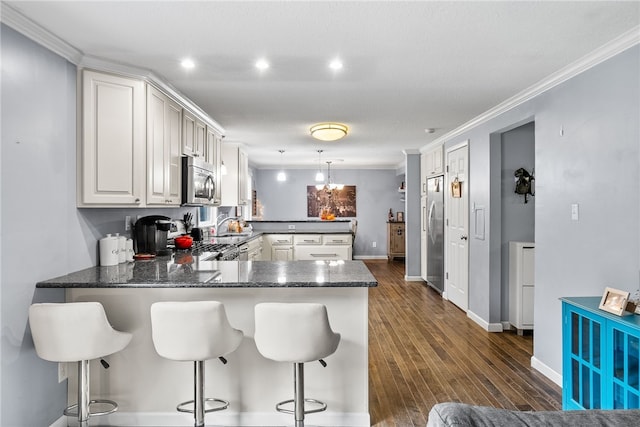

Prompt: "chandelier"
[316,161,344,192]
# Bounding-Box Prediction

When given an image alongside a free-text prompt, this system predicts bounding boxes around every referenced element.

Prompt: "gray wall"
[253,168,404,257]
[0,25,200,425]
[500,122,535,321]
[451,45,639,375]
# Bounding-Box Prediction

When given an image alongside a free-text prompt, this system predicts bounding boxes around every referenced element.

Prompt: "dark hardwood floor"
[365,259,562,427]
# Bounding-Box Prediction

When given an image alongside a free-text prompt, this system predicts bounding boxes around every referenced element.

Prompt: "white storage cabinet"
[509,241,535,335]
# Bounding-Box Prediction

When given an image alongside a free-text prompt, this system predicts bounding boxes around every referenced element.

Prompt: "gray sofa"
[427,402,640,426]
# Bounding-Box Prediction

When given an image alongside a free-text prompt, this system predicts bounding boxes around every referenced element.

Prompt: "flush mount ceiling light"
[329,59,343,70]
[310,123,349,141]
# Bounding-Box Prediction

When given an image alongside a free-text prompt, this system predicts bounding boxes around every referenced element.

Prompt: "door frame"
[443,140,469,310]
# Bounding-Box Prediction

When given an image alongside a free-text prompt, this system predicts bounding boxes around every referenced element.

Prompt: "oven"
[181,156,217,206]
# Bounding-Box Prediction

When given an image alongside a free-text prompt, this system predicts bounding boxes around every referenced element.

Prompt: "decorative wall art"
[307,185,357,218]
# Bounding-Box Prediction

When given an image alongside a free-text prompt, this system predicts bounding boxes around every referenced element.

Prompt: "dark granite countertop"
[36,255,377,289]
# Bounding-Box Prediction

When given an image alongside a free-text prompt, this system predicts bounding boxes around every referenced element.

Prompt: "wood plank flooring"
[365,259,562,427]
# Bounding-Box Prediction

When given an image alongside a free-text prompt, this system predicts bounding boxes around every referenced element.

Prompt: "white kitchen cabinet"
[78,69,146,206]
[509,241,535,335]
[264,234,294,261]
[146,86,182,206]
[221,143,249,206]
[182,109,206,158]
[294,246,351,261]
[247,237,263,261]
[205,126,222,205]
[422,143,444,180]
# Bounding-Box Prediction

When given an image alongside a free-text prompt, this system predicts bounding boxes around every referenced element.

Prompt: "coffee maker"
[133,215,173,255]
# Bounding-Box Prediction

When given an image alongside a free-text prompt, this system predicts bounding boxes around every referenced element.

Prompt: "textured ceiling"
[5,1,639,168]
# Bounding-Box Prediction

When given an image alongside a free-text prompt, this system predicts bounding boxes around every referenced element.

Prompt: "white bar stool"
[150,301,243,427]
[254,302,341,427]
[28,302,132,423]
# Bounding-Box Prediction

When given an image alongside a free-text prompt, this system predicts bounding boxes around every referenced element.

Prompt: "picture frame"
[396,211,404,222]
[599,287,630,316]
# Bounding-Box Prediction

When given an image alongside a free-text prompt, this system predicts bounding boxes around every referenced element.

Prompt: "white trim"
[0,3,83,64]
[1,4,225,135]
[501,321,512,331]
[70,411,370,427]
[48,416,67,427]
[430,26,640,147]
[531,356,563,388]
[402,148,420,155]
[404,275,423,281]
[353,255,387,260]
[467,310,504,332]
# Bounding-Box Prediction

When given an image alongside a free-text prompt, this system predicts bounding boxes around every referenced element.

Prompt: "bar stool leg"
[78,360,90,422]
[195,361,205,427]
[294,363,304,427]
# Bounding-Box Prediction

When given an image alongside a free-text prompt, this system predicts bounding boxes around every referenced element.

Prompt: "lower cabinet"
[387,222,405,261]
[562,297,640,410]
[262,234,352,261]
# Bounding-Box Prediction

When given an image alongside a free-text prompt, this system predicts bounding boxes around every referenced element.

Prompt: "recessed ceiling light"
[424,128,436,134]
[255,59,270,70]
[329,59,343,70]
[181,58,195,69]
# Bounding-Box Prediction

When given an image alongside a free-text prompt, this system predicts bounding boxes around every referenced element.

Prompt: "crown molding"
[429,25,640,147]
[1,3,225,134]
[0,3,83,64]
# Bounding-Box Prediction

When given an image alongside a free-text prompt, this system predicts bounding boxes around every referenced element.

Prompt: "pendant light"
[316,161,344,191]
[276,150,286,182]
[315,150,324,182]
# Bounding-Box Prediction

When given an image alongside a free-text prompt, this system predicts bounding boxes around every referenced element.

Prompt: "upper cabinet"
[78,70,146,207]
[146,86,182,206]
[182,109,206,158]
[77,69,224,207]
[205,126,222,205]
[221,143,250,206]
[421,143,444,195]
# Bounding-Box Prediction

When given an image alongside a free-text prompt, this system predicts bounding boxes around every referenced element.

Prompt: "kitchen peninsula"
[37,256,376,427]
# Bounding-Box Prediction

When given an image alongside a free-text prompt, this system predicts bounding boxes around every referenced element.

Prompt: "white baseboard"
[53,411,370,426]
[531,356,563,388]
[49,416,67,427]
[467,310,504,332]
[353,255,387,260]
[501,321,512,331]
[404,275,423,281]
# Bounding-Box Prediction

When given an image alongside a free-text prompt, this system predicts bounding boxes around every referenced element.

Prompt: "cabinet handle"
[460,235,468,241]
[311,254,338,257]
[134,198,141,204]
[303,239,316,242]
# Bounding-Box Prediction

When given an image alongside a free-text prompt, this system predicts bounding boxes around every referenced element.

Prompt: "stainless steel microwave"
[181,156,217,206]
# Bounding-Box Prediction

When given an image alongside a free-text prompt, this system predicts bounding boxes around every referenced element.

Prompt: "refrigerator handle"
[423,205,427,232]
[428,201,436,243]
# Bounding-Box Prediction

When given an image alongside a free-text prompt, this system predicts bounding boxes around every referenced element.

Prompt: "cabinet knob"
[134,198,141,204]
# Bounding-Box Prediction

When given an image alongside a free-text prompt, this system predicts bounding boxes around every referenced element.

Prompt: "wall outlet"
[372,241,377,248]
[125,215,131,231]
[288,224,295,230]
[58,362,68,383]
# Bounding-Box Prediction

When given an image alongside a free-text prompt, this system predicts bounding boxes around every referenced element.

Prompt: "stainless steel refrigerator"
[426,175,444,292]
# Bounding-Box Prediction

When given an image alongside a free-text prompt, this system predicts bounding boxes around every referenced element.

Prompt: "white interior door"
[445,142,469,311]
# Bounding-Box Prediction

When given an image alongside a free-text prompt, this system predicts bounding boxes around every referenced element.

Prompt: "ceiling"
[4,1,639,169]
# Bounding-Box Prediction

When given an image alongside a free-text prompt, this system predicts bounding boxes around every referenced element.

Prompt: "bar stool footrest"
[177,398,230,414]
[63,399,118,418]
[276,398,327,415]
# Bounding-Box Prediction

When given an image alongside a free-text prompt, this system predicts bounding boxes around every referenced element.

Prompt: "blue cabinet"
[562,297,640,410]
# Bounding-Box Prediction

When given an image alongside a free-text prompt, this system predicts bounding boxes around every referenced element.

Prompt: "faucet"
[215,215,241,236]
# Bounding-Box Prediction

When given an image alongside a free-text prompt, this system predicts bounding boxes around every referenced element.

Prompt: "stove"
[183,241,239,260]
